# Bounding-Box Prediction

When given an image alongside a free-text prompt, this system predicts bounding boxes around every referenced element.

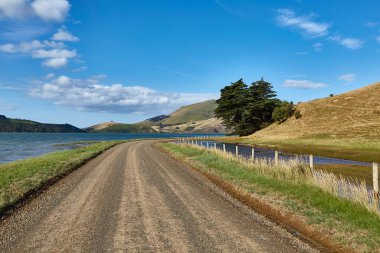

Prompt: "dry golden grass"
[181,142,379,215]
[152,117,226,134]
[252,82,380,140]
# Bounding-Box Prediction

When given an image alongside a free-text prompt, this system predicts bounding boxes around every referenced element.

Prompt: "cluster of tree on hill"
[215,78,294,136]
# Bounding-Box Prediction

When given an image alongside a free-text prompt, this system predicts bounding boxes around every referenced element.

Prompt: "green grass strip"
[0,141,123,214]
[161,143,380,251]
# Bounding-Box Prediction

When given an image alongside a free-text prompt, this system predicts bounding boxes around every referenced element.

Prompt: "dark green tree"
[215,78,280,136]
[272,101,294,123]
[215,79,248,132]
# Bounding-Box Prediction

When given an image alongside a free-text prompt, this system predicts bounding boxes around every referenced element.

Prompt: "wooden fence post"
[223,144,226,152]
[251,148,255,160]
[206,142,209,148]
[214,143,217,150]
[373,162,379,203]
[275,151,279,166]
[236,145,238,156]
[309,154,314,170]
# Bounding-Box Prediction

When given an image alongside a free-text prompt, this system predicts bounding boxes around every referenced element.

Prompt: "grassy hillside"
[0,115,85,133]
[84,121,120,132]
[219,82,380,163]
[160,100,217,125]
[152,118,226,134]
[89,123,155,133]
[93,99,225,134]
[252,82,380,140]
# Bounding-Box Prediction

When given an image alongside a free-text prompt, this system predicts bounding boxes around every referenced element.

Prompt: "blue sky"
[0,0,380,127]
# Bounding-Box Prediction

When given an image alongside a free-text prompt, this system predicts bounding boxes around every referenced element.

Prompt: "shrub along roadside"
[160,143,380,252]
[0,141,124,215]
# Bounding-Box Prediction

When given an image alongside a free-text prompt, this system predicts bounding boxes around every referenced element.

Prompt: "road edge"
[0,142,124,220]
[156,142,356,253]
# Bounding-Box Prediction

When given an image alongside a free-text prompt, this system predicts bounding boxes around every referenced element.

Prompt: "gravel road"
[0,140,318,252]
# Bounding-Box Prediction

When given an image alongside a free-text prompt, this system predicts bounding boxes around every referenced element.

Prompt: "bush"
[295,111,301,119]
[272,101,294,123]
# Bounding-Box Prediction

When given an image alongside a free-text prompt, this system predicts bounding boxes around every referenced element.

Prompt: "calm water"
[195,141,372,167]
[0,133,223,164]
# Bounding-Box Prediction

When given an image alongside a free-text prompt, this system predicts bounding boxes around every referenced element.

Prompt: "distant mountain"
[90,100,226,134]
[0,115,85,133]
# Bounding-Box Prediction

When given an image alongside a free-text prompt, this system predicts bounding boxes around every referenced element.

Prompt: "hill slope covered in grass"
[85,121,155,133]
[141,99,225,133]
[0,115,85,133]
[160,100,218,125]
[92,99,226,134]
[251,82,380,140]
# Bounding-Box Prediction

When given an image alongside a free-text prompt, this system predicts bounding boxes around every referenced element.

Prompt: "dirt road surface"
[0,140,317,252]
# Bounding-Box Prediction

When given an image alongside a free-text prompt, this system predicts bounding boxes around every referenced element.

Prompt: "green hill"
[86,122,155,133]
[161,100,217,125]
[0,115,85,133]
[86,99,225,134]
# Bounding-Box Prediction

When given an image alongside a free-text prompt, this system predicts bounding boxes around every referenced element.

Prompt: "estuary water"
[0,133,222,164]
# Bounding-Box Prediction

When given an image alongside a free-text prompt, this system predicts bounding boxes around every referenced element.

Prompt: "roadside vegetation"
[0,141,123,215]
[161,142,380,252]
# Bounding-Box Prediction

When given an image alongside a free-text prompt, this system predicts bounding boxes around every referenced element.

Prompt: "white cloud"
[276,9,330,37]
[33,48,76,68]
[0,0,70,22]
[340,38,363,50]
[31,0,70,22]
[30,75,218,114]
[283,79,326,89]
[32,48,76,59]
[0,0,29,19]
[313,42,323,51]
[0,37,77,68]
[52,27,79,42]
[42,57,68,68]
[338,73,356,84]
[329,35,364,50]
[0,40,44,53]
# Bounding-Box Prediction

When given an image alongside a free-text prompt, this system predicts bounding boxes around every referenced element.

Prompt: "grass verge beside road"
[160,142,380,252]
[0,141,123,216]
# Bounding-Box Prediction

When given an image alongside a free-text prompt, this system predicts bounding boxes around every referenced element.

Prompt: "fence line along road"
[176,136,380,202]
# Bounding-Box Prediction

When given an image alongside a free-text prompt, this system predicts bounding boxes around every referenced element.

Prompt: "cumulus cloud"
[29,76,218,114]
[338,73,356,84]
[0,28,78,68]
[0,0,29,19]
[0,0,70,22]
[0,40,44,53]
[283,79,326,89]
[276,9,330,37]
[52,27,79,41]
[329,35,364,50]
[31,0,70,22]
